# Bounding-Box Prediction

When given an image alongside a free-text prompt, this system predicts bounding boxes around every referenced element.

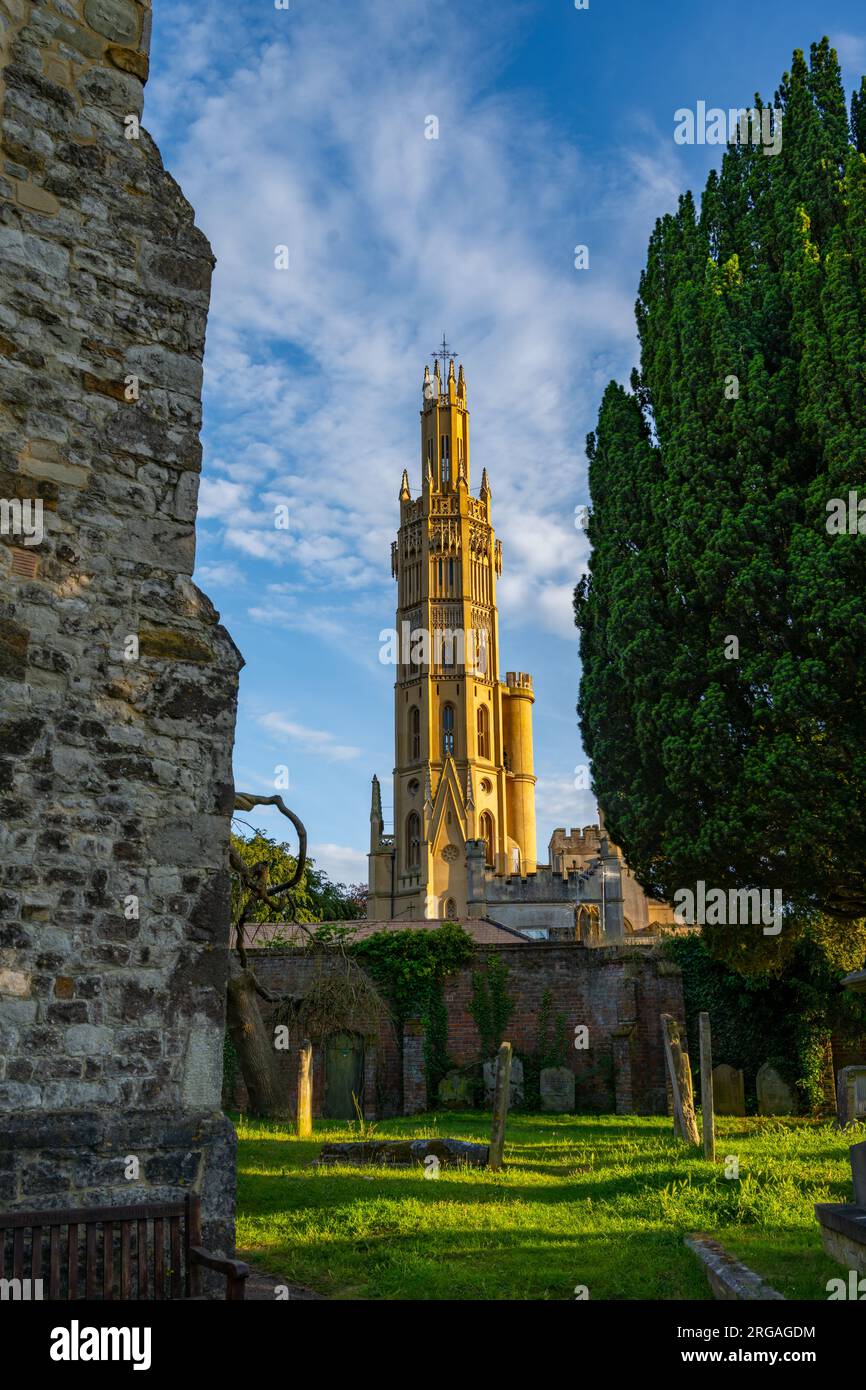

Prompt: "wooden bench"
[0,1194,249,1300]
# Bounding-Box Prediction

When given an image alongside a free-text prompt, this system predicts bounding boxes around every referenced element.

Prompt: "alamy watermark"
[826,491,866,534]
[0,497,43,546]
[674,104,783,155]
[379,623,489,676]
[672,881,783,936]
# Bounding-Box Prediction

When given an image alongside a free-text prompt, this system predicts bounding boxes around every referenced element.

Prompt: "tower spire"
[369,774,383,851]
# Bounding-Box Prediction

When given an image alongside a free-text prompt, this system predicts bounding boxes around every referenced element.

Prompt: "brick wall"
[246,942,685,1117]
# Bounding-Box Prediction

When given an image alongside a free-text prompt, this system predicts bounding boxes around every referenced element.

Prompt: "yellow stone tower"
[367,350,537,921]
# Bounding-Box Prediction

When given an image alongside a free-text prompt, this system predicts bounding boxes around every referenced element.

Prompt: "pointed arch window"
[479,811,495,868]
[441,703,455,757]
[476,704,489,759]
[441,435,450,485]
[409,705,420,762]
[406,811,421,870]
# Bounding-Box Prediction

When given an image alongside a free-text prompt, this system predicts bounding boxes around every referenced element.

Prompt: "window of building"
[442,703,455,757]
[480,811,495,867]
[444,897,457,920]
[409,706,420,761]
[477,704,489,759]
[407,811,421,870]
[441,436,450,484]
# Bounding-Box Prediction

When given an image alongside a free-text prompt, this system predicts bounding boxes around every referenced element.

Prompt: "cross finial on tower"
[431,333,458,378]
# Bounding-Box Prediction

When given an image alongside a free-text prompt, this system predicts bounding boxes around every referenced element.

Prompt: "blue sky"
[145,1,866,887]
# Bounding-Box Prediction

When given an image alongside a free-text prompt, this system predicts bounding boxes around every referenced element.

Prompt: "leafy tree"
[231,830,365,925]
[575,40,866,952]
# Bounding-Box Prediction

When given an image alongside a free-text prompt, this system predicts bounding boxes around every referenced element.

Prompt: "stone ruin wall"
[0,0,242,1253]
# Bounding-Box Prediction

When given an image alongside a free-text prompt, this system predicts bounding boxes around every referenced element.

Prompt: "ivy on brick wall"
[469,953,515,1060]
[351,921,475,1097]
[520,987,570,1109]
[666,930,866,1113]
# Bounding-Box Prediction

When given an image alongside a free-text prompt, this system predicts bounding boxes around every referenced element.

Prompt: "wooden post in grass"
[297,1039,312,1139]
[699,1011,715,1162]
[660,1014,700,1146]
[488,1041,512,1171]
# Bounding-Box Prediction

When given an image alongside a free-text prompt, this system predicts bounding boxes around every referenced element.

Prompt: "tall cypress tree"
[575,40,866,934]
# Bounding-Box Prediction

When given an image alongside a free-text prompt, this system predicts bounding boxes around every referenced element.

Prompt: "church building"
[367,352,681,940]
[368,351,536,921]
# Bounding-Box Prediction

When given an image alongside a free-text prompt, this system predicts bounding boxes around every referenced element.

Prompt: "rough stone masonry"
[0,0,242,1255]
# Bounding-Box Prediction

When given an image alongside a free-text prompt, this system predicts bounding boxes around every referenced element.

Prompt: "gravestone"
[660,1014,700,1145]
[836,1066,866,1128]
[484,1055,523,1107]
[438,1070,474,1109]
[757,1063,795,1115]
[712,1064,745,1117]
[540,1066,575,1112]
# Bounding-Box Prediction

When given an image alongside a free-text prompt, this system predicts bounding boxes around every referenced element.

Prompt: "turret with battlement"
[367,351,537,920]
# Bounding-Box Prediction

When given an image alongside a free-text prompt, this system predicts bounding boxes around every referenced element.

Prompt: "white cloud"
[832,33,866,70]
[258,711,361,762]
[309,842,368,885]
[535,773,597,831]
[195,560,246,589]
[149,0,668,648]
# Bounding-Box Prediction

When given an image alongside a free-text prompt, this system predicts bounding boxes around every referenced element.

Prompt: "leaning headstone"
[836,1067,866,1128]
[438,1070,475,1109]
[713,1064,745,1117]
[660,1014,700,1145]
[540,1066,575,1113]
[756,1063,795,1115]
[484,1054,524,1107]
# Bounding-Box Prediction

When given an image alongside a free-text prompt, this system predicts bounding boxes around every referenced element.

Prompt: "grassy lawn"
[234,1110,862,1300]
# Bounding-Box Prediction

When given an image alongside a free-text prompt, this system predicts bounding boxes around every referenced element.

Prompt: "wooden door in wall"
[324,1032,365,1119]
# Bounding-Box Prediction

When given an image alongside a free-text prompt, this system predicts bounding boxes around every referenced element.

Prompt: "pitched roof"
[244,917,531,947]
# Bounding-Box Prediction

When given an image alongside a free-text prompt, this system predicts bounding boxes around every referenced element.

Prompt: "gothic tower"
[367,352,537,920]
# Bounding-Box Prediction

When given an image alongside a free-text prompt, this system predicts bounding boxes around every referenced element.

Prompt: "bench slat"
[120,1221,131,1300]
[138,1218,147,1299]
[186,1193,201,1298]
[85,1224,97,1299]
[170,1217,181,1301]
[49,1225,61,1299]
[67,1223,78,1300]
[153,1217,164,1300]
[31,1225,42,1286]
[103,1221,114,1301]
[0,1202,187,1230]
